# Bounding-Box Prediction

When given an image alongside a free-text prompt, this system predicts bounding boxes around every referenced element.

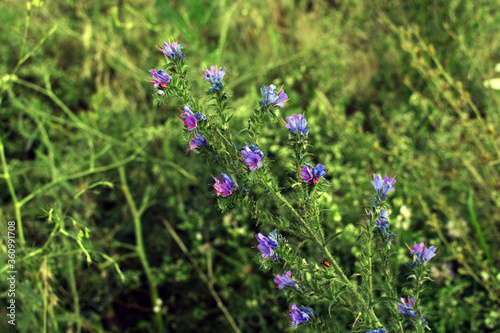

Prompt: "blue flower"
[375,210,390,232]
[397,297,417,317]
[187,131,208,153]
[255,229,281,261]
[300,163,326,184]
[156,40,185,60]
[375,210,396,241]
[203,65,226,92]
[148,69,171,92]
[274,271,298,290]
[221,173,237,190]
[260,84,288,108]
[247,143,265,159]
[212,173,237,197]
[194,112,207,122]
[409,242,437,265]
[366,210,396,244]
[371,174,396,201]
[282,113,309,136]
[288,305,314,326]
[176,105,198,131]
[240,144,265,171]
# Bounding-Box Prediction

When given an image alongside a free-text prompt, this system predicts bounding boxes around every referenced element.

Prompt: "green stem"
[60,218,82,333]
[19,151,138,207]
[13,78,125,148]
[367,220,374,309]
[0,134,25,245]
[411,264,427,333]
[164,220,241,333]
[250,109,266,144]
[118,166,165,331]
[379,242,404,333]
[58,228,92,265]
[214,126,239,159]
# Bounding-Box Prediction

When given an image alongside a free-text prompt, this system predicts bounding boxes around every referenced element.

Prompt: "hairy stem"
[260,178,382,327]
[367,219,374,308]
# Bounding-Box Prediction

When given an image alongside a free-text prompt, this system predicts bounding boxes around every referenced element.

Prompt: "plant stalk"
[118,166,165,331]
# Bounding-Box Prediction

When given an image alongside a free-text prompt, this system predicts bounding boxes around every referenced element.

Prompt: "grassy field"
[1,0,499,332]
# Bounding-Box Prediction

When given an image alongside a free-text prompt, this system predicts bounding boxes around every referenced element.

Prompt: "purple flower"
[288,305,314,326]
[300,163,327,184]
[282,113,309,136]
[186,131,208,153]
[212,173,237,197]
[221,173,236,188]
[397,297,417,317]
[255,229,281,261]
[247,143,265,159]
[240,144,265,171]
[155,40,185,60]
[148,69,171,90]
[299,165,313,182]
[409,242,437,265]
[274,271,298,290]
[371,174,396,201]
[366,328,386,333]
[203,65,226,92]
[260,84,289,108]
[177,105,198,131]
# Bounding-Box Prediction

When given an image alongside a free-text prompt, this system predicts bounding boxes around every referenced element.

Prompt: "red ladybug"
[322,261,331,267]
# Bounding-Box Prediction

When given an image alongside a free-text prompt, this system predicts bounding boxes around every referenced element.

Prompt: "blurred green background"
[1,0,499,332]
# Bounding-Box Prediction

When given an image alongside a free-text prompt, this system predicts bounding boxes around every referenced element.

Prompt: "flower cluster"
[375,210,397,243]
[212,173,237,197]
[409,242,437,265]
[397,297,417,317]
[371,174,396,202]
[274,271,298,290]
[282,113,309,136]
[203,65,226,92]
[254,229,315,326]
[300,163,326,184]
[288,305,314,326]
[255,229,281,261]
[148,40,439,331]
[396,242,437,325]
[367,174,397,245]
[260,84,288,109]
[149,69,171,94]
[156,40,185,60]
[240,144,265,171]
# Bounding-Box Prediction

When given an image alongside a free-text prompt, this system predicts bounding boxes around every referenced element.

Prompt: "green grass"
[1,0,499,332]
